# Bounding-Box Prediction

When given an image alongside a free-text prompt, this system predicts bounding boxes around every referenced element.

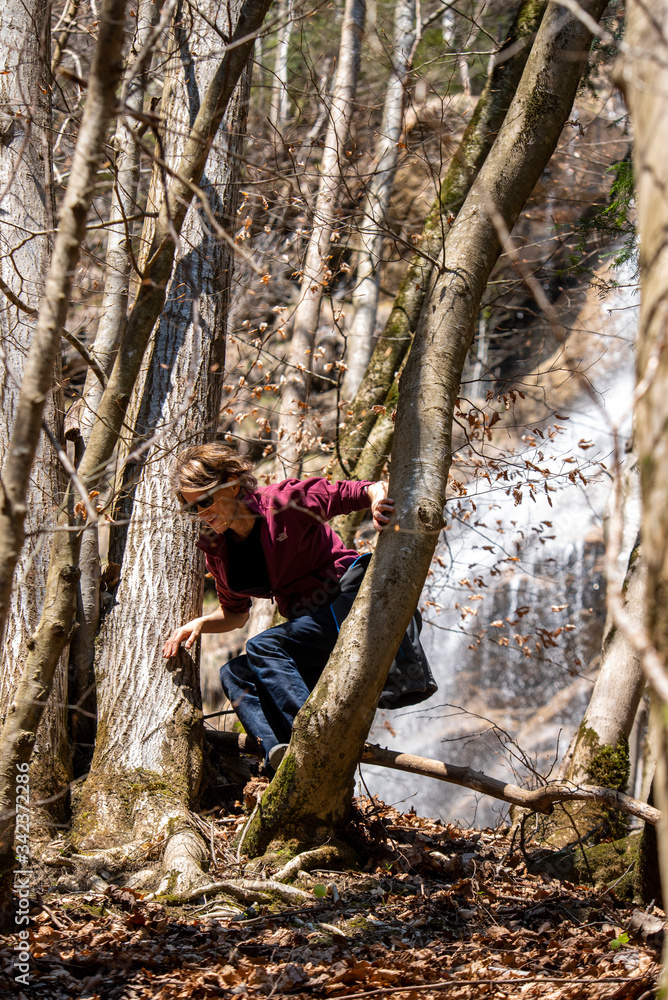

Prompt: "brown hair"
[171,443,257,498]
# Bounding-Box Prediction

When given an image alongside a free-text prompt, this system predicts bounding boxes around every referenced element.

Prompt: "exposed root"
[43,819,209,897]
[274,844,355,882]
[152,877,312,906]
[62,841,155,870]
[124,867,160,891]
[154,828,209,896]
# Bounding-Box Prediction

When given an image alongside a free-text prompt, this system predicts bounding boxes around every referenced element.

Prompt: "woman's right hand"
[162,617,207,658]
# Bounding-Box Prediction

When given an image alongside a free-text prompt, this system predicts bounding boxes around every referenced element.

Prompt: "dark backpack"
[330,553,438,710]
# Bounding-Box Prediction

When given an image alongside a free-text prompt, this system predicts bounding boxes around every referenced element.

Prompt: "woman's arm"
[162,605,250,659]
[366,481,395,531]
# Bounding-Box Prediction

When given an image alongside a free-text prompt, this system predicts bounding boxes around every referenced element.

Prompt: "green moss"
[71,766,188,848]
[587,735,630,791]
[571,834,638,901]
[538,727,631,847]
[530,833,642,901]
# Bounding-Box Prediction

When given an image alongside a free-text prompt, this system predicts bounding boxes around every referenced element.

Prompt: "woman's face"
[180,478,244,534]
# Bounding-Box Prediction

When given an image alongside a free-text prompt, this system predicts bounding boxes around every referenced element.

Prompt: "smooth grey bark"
[342,0,416,400]
[276,0,365,473]
[268,0,293,129]
[617,0,668,984]
[72,1,251,887]
[244,0,607,857]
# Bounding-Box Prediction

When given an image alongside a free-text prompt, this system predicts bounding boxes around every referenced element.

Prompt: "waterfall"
[364,261,639,827]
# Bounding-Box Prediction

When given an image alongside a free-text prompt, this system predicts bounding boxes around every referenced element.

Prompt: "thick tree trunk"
[0,0,126,650]
[618,0,668,985]
[244,0,606,859]
[330,0,546,481]
[0,0,271,890]
[0,0,127,919]
[276,0,365,473]
[72,0,251,892]
[341,0,416,400]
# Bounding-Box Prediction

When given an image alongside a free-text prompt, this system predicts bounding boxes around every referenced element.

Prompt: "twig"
[332,976,653,1000]
[0,275,37,315]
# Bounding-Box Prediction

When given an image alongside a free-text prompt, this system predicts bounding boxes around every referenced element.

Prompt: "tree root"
[57,841,156,870]
[154,828,209,896]
[274,844,357,883]
[43,821,210,897]
[152,877,312,906]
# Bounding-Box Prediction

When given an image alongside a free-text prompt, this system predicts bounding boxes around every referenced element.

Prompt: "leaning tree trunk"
[341,0,416,400]
[276,0,365,473]
[244,0,607,859]
[328,0,546,483]
[71,0,252,892]
[0,0,71,839]
[618,0,668,986]
[69,0,160,771]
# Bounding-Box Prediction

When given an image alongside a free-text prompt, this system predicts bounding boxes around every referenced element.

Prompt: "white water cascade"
[363,263,640,827]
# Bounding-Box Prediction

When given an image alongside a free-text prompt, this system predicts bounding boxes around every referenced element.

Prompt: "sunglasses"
[179,481,235,516]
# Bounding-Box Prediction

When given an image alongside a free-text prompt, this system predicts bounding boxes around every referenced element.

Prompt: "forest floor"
[1,791,663,1000]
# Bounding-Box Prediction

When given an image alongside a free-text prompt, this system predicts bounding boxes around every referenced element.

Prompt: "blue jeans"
[220,584,360,762]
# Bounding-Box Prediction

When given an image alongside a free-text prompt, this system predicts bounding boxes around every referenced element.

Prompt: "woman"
[162,443,394,769]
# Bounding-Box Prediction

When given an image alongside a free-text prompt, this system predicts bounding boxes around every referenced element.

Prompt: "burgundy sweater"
[196,477,373,619]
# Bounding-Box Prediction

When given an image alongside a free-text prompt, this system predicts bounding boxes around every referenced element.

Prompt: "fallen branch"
[332,976,653,1000]
[361,745,660,826]
[205,731,660,826]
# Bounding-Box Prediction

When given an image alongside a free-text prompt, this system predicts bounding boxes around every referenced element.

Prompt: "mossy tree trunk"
[618,0,668,986]
[243,0,607,860]
[72,0,251,888]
